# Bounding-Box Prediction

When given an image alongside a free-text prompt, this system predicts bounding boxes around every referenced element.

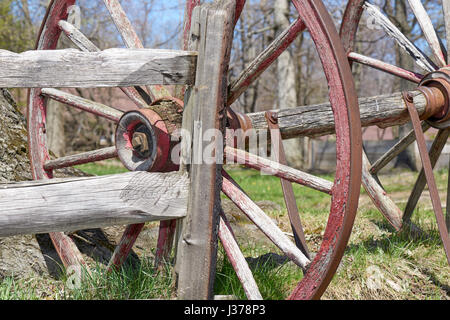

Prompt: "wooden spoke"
[102,0,172,101]
[44,147,118,171]
[407,0,447,67]
[370,122,431,175]
[228,18,306,106]
[362,153,403,230]
[403,128,450,224]
[107,223,144,272]
[348,52,424,83]
[58,20,99,52]
[41,88,123,122]
[218,212,263,300]
[443,0,450,63]
[49,232,88,270]
[363,2,437,72]
[224,146,332,194]
[0,48,197,88]
[221,172,310,269]
[58,20,150,109]
[154,220,177,268]
[0,172,188,237]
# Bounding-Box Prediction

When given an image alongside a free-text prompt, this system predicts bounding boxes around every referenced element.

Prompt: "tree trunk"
[46,99,66,157]
[0,88,32,182]
[274,0,308,169]
[0,88,91,280]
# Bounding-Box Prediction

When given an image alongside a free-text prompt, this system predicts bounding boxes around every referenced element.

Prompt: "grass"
[75,159,128,176]
[0,277,41,300]
[1,161,448,300]
[214,243,303,300]
[0,259,174,300]
[60,259,175,300]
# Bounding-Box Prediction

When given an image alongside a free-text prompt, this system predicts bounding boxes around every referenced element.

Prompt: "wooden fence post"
[174,1,236,300]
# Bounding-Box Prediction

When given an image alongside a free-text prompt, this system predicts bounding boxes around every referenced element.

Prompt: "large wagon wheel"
[174,0,362,300]
[340,0,450,265]
[10,0,363,300]
[28,0,181,270]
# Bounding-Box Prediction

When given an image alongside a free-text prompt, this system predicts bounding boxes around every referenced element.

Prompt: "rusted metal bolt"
[132,131,149,154]
[265,111,278,124]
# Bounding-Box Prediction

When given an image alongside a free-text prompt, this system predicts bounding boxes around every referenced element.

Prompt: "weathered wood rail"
[0,48,197,88]
[0,172,188,237]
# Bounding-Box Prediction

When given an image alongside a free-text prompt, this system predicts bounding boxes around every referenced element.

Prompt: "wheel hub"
[418,68,450,128]
[115,109,170,172]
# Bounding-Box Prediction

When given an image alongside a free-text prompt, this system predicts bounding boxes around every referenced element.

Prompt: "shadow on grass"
[36,228,141,280]
[246,252,289,270]
[214,248,303,300]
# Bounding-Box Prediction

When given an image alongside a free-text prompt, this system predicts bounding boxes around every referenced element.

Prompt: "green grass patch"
[214,243,303,300]
[75,160,127,176]
[61,259,174,300]
[0,277,41,300]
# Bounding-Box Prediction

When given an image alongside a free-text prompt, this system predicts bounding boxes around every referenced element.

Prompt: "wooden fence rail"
[0,48,197,88]
[0,171,188,237]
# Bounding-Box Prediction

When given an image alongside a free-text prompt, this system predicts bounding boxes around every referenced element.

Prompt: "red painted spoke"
[41,88,123,122]
[155,219,177,268]
[102,0,171,101]
[228,17,306,106]
[348,52,424,84]
[218,212,263,300]
[107,223,144,272]
[221,171,310,269]
[224,146,332,194]
[44,147,118,171]
[49,232,90,271]
[58,20,150,109]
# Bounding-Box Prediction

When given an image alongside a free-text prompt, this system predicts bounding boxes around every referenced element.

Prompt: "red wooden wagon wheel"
[340,0,450,265]
[25,0,362,300]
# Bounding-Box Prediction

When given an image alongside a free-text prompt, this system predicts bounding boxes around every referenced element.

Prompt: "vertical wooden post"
[174,1,236,300]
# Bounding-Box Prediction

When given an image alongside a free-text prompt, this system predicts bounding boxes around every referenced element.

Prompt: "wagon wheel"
[28,0,181,270]
[340,0,450,264]
[173,0,362,300]
[21,0,362,300]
